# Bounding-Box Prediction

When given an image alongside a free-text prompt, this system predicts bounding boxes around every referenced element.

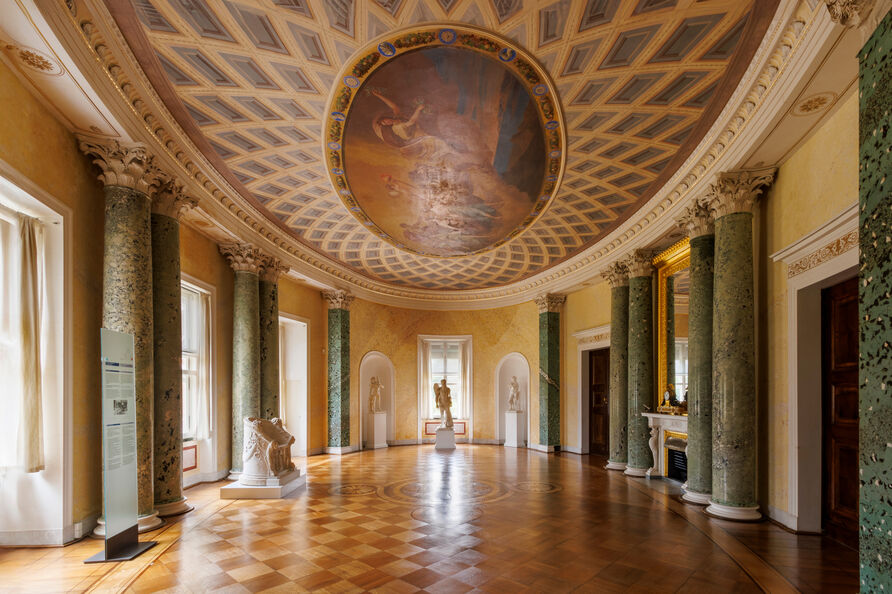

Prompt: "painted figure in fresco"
[433,378,454,428]
[369,376,383,413]
[507,376,520,412]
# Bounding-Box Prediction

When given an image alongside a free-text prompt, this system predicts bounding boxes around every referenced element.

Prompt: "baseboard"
[0,526,71,546]
[325,445,358,455]
[184,468,229,489]
[307,447,325,456]
[766,505,816,533]
[530,443,558,453]
[561,446,587,454]
[469,438,502,445]
[389,439,421,446]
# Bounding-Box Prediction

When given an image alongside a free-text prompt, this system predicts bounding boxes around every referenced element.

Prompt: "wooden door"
[821,277,859,548]
[589,348,610,456]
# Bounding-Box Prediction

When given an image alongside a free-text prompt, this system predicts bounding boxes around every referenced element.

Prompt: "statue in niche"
[507,376,521,412]
[433,378,454,428]
[369,376,384,413]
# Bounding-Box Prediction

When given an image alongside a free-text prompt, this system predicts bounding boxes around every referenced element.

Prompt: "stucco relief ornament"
[322,289,354,310]
[677,199,714,238]
[626,250,656,278]
[219,243,263,273]
[76,136,163,194]
[601,261,630,288]
[707,167,777,218]
[824,0,875,26]
[534,293,566,313]
[151,175,197,219]
[259,254,289,283]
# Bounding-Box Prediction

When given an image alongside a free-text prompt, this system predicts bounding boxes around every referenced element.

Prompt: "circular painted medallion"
[326,26,564,257]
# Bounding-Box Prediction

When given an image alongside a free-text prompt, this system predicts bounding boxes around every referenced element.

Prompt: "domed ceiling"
[109,0,773,291]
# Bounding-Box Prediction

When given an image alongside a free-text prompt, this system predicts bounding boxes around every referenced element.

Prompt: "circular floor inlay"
[330,484,377,495]
[379,478,512,505]
[513,481,561,493]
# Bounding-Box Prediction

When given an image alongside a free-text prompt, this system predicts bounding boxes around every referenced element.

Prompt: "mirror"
[654,240,690,415]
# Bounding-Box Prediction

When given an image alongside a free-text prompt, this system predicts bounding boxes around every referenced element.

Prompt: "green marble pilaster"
[603,263,629,469]
[259,275,280,420]
[857,9,892,589]
[666,275,675,390]
[535,294,565,449]
[626,253,654,475]
[678,200,715,503]
[325,291,352,448]
[706,168,774,520]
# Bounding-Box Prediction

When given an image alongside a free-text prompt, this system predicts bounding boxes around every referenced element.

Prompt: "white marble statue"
[369,376,384,413]
[433,378,454,428]
[241,417,295,485]
[507,376,520,412]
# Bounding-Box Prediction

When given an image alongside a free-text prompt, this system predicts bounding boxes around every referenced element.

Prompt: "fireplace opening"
[667,448,687,482]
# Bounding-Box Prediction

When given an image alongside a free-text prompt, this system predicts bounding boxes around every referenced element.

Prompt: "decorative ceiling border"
[41,0,833,309]
[323,23,565,257]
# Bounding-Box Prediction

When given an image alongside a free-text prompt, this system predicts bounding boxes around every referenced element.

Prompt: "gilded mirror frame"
[652,238,690,414]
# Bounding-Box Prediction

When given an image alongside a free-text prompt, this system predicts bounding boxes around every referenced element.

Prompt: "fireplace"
[666,448,687,482]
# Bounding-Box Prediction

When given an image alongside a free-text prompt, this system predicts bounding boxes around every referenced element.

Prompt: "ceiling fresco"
[111,0,772,291]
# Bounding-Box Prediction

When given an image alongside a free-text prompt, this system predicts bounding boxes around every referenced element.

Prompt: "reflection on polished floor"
[0,445,857,593]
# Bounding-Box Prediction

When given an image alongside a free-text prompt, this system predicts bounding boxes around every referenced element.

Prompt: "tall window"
[674,339,689,400]
[181,282,211,440]
[420,336,471,420]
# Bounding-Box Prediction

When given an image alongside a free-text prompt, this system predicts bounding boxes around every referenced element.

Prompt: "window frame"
[180,274,216,445]
[417,334,473,441]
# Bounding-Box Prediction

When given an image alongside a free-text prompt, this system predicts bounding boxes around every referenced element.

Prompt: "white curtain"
[420,339,433,419]
[0,208,45,472]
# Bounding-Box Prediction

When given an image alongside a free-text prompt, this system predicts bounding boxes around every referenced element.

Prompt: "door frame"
[570,324,610,454]
[279,312,311,457]
[770,203,858,532]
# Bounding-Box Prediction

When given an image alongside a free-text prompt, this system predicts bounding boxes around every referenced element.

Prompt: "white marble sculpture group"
[221,417,304,498]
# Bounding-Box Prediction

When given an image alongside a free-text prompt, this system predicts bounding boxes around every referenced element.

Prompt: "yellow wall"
[0,60,105,524]
[561,281,612,451]
[757,90,859,515]
[349,299,539,444]
[277,278,327,453]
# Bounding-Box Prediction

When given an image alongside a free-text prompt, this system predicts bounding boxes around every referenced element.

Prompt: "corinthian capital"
[322,289,354,310]
[601,261,629,288]
[534,293,566,313]
[220,243,262,273]
[259,254,289,282]
[824,0,875,26]
[77,136,162,194]
[151,176,198,219]
[626,250,656,278]
[677,199,714,238]
[707,167,777,218]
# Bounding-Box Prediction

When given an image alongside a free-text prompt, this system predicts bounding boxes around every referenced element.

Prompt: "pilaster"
[602,263,629,470]
[323,290,353,450]
[535,293,565,450]
[259,255,288,420]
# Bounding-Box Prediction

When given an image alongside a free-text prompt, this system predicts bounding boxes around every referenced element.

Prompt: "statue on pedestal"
[369,376,384,413]
[433,378,454,428]
[507,376,520,412]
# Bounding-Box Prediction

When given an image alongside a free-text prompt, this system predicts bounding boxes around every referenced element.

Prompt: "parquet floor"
[0,446,859,593]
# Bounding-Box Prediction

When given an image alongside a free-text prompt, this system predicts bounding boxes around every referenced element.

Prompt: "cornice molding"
[151,176,197,220]
[41,0,832,309]
[76,136,161,194]
[707,167,778,218]
[534,293,566,314]
[573,324,611,347]
[677,200,714,238]
[322,290,354,311]
[219,244,262,273]
[601,262,630,288]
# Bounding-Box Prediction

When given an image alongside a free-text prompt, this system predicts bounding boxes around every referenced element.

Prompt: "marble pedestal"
[435,427,455,450]
[504,411,523,448]
[370,412,388,449]
[220,468,305,499]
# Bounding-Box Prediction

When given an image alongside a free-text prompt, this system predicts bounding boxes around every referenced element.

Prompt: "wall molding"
[183,468,228,490]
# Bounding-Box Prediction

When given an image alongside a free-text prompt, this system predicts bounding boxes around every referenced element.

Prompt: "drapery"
[0,207,45,472]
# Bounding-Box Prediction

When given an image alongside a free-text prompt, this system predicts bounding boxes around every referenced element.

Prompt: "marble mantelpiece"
[642,413,688,478]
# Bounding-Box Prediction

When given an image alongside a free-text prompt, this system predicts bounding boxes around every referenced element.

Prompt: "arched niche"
[494,352,530,446]
[359,351,395,448]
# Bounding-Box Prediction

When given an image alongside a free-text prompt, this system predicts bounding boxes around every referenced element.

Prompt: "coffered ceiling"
[108,0,775,291]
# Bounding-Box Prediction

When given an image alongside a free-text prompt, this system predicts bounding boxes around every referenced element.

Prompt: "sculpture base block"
[221,469,304,499]
[434,427,455,450]
[370,412,388,449]
[504,411,523,448]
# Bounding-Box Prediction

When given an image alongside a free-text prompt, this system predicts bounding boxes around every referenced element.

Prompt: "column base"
[681,488,711,505]
[605,461,627,471]
[91,512,164,537]
[155,497,194,517]
[623,466,648,477]
[227,471,241,481]
[326,445,358,455]
[705,501,762,521]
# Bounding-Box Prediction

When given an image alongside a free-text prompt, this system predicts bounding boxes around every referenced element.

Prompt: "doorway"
[588,348,609,456]
[821,276,858,547]
[279,316,308,457]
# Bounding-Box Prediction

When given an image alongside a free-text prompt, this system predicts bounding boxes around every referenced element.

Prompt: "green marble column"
[706,168,775,521]
[857,8,892,589]
[324,290,353,451]
[602,263,629,470]
[678,201,714,505]
[535,293,565,451]
[220,245,262,475]
[150,179,196,518]
[79,138,163,532]
[625,251,654,476]
[666,275,675,390]
[259,256,287,420]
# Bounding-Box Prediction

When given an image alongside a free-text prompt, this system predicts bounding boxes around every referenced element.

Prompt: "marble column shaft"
[259,257,287,420]
[603,264,629,468]
[536,294,565,448]
[325,290,353,448]
[681,200,715,499]
[626,253,655,473]
[151,179,195,516]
